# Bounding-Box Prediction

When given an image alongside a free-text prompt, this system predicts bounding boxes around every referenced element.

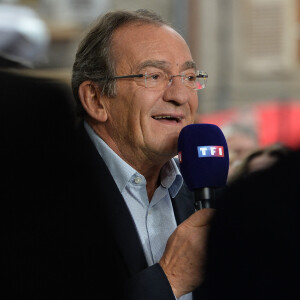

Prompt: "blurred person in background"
[227,142,291,184]
[0,2,50,68]
[221,122,259,181]
[0,67,77,299]
[202,145,300,300]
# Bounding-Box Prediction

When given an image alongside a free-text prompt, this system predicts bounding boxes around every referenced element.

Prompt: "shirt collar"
[161,159,183,198]
[84,121,135,193]
[84,121,183,197]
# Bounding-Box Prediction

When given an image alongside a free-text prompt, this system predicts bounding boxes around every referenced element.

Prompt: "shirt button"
[134,177,142,184]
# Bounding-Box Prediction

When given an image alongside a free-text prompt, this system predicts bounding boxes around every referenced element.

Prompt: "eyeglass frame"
[97,70,208,90]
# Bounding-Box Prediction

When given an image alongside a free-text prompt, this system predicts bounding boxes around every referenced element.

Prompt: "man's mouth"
[152,115,183,123]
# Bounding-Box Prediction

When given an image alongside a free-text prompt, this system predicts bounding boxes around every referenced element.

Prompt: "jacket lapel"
[74,124,148,276]
[171,181,195,225]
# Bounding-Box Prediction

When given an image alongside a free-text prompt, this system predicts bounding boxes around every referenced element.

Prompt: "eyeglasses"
[100,70,208,90]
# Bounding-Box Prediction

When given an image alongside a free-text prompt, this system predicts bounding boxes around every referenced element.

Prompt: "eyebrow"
[136,60,197,72]
[137,60,169,71]
[182,61,197,70]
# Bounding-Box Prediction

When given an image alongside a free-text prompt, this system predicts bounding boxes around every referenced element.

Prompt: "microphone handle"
[194,187,215,210]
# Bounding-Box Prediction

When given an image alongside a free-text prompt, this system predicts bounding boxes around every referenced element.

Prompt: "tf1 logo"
[197,146,224,158]
[177,145,224,163]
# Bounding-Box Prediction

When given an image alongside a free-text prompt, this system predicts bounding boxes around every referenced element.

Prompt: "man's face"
[101,23,199,166]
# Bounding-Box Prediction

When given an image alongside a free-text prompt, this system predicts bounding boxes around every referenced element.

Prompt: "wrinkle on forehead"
[137,60,197,72]
[112,23,196,74]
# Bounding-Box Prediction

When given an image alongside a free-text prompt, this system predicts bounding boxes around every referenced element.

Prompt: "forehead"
[111,23,194,71]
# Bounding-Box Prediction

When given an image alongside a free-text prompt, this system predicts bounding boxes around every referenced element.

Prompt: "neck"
[86,119,171,201]
[141,165,162,202]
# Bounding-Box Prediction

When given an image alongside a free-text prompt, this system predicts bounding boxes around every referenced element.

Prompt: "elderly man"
[70,9,213,300]
[1,9,212,300]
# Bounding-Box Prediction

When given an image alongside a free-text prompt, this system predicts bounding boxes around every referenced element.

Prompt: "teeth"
[154,116,171,119]
[153,116,182,121]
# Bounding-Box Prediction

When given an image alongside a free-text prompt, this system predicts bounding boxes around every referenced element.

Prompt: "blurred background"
[1,0,300,154]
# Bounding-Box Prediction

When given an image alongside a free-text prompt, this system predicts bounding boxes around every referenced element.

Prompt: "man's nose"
[163,75,190,105]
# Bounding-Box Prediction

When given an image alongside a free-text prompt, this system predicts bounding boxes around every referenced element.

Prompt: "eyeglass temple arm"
[113,74,144,79]
[97,74,144,81]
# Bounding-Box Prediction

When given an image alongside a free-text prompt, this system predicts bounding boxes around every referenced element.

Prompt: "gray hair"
[71,9,169,117]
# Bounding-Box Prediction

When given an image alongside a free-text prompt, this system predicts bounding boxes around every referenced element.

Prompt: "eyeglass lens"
[142,71,207,90]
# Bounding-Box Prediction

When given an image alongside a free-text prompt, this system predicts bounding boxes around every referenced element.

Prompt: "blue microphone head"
[178,124,229,191]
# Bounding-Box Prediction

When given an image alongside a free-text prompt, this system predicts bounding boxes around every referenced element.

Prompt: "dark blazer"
[61,124,198,299]
[1,69,200,299]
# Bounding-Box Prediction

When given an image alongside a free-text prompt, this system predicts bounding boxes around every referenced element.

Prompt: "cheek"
[133,88,162,116]
[120,96,148,137]
[105,99,133,136]
[189,95,199,121]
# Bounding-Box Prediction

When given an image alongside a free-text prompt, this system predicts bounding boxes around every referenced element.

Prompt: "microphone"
[178,124,229,210]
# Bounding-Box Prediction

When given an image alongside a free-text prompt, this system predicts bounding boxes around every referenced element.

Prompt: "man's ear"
[78,81,108,122]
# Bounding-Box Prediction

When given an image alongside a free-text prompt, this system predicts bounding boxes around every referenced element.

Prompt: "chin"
[160,142,178,159]
[147,132,178,156]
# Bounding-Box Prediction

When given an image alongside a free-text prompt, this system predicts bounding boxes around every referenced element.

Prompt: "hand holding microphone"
[159,208,215,298]
[178,124,229,210]
[160,124,229,297]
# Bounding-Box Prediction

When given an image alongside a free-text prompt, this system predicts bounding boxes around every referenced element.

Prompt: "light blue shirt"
[84,122,193,300]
